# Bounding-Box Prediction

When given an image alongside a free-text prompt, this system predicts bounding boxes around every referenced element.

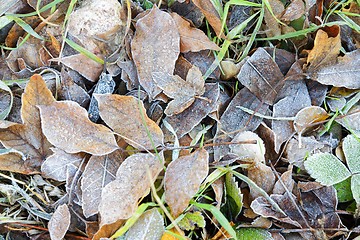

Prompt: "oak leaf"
[38,101,118,155]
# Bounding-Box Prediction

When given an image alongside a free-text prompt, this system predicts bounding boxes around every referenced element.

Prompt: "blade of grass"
[110,203,157,238]
[64,38,104,64]
[5,15,43,40]
[6,0,64,18]
[191,201,238,240]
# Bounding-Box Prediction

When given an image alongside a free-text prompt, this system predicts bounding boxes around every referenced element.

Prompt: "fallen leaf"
[152,66,204,116]
[281,0,305,22]
[293,106,328,135]
[336,104,360,131]
[60,54,103,82]
[214,88,269,161]
[41,148,84,181]
[230,131,266,163]
[263,0,284,38]
[0,74,54,172]
[165,148,209,217]
[124,208,165,240]
[184,50,221,79]
[38,101,118,155]
[98,152,163,226]
[192,0,222,37]
[131,7,180,99]
[237,48,284,105]
[171,12,220,53]
[95,94,164,149]
[81,149,125,218]
[164,83,219,138]
[306,27,341,72]
[48,204,71,240]
[0,148,38,174]
[309,49,360,89]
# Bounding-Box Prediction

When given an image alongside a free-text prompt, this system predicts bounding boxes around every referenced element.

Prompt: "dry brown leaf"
[192,0,223,37]
[293,106,328,134]
[165,83,220,138]
[38,101,118,155]
[230,131,265,163]
[48,204,71,240]
[0,74,55,173]
[0,149,38,174]
[152,66,204,116]
[95,94,164,149]
[306,27,341,72]
[98,152,163,226]
[41,148,84,181]
[310,49,360,89]
[281,0,305,22]
[264,0,284,37]
[164,148,209,217]
[237,48,284,105]
[81,149,125,218]
[131,7,180,99]
[171,12,220,53]
[60,54,103,82]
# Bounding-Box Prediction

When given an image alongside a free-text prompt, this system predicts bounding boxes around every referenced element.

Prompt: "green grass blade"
[5,15,43,40]
[6,0,64,18]
[203,39,231,80]
[228,12,259,39]
[64,38,104,64]
[191,201,238,240]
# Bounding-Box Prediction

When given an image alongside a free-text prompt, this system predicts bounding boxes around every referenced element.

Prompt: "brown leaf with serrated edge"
[237,47,284,105]
[95,94,164,150]
[171,12,220,53]
[165,148,209,217]
[152,66,204,116]
[48,204,71,240]
[41,148,84,182]
[306,27,341,72]
[98,152,163,226]
[81,149,125,218]
[0,74,55,173]
[192,0,222,37]
[38,101,118,155]
[131,7,180,99]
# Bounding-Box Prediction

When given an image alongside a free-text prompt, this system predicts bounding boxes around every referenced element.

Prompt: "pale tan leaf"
[0,74,55,172]
[41,148,84,181]
[230,131,265,163]
[0,148,38,174]
[98,152,163,226]
[293,106,328,134]
[38,101,118,155]
[306,28,341,72]
[164,148,209,217]
[125,208,164,240]
[81,149,125,218]
[48,204,70,240]
[171,12,220,53]
[131,7,180,99]
[95,94,164,149]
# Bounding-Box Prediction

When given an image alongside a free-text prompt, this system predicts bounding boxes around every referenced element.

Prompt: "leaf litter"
[0,0,359,240]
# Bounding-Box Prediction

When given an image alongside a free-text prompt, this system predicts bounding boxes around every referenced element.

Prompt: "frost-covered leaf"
[98,152,163,226]
[304,153,351,186]
[131,7,180,99]
[293,106,328,134]
[96,94,164,149]
[38,101,118,155]
[236,228,273,240]
[171,12,220,53]
[124,208,164,240]
[48,204,70,240]
[41,148,83,181]
[230,131,265,163]
[0,74,54,172]
[351,174,360,205]
[81,149,125,218]
[343,134,360,174]
[165,148,209,217]
[178,211,205,231]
